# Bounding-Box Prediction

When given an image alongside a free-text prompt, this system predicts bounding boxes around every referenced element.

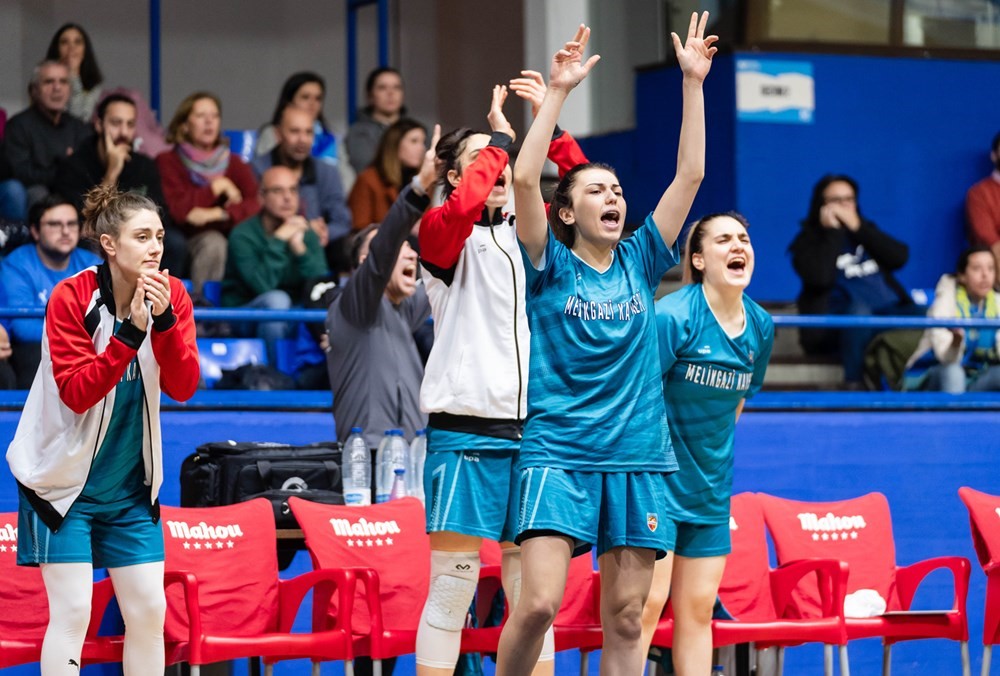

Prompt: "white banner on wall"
[736,59,815,124]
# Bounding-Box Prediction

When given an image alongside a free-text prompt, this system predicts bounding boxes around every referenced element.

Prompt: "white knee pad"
[501,547,554,663]
[415,550,480,669]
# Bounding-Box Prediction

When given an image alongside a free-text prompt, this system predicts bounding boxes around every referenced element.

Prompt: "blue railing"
[3,308,999,328]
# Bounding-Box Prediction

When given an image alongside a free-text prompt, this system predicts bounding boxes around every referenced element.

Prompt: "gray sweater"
[325,185,431,448]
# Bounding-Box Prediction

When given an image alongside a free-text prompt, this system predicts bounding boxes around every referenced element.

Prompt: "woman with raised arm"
[496,16,716,675]
[415,78,586,675]
[6,184,199,675]
[640,212,774,674]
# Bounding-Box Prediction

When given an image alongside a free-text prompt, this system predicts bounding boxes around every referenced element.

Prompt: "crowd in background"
[0,21,997,395]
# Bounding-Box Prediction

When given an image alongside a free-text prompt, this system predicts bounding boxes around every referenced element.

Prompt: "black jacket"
[789,218,911,315]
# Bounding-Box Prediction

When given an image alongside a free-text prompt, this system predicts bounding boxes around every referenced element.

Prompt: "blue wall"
[579,52,1000,303]
[1,406,998,674]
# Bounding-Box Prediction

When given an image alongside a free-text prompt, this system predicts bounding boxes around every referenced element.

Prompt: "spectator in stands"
[251,105,351,271]
[0,143,28,222]
[0,195,101,388]
[4,60,91,208]
[222,166,328,362]
[157,92,260,297]
[256,72,338,167]
[348,118,426,232]
[345,67,407,175]
[46,23,104,123]
[327,125,438,448]
[906,245,1000,393]
[966,131,1000,271]
[790,174,912,388]
[53,93,186,273]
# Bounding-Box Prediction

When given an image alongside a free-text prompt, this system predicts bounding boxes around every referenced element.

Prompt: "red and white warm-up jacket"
[6,263,200,531]
[418,129,587,436]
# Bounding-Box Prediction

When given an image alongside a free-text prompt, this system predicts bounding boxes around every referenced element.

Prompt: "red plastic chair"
[649,493,849,676]
[161,500,355,676]
[759,492,971,676]
[290,496,504,674]
[552,553,603,674]
[0,512,123,668]
[958,486,1000,676]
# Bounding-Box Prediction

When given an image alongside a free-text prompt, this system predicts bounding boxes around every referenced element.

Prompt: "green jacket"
[221,214,329,306]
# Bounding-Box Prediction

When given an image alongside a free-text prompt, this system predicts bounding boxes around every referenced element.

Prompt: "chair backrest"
[161,500,279,640]
[718,493,774,621]
[758,492,898,615]
[554,553,599,627]
[196,338,268,387]
[224,129,260,164]
[289,496,429,636]
[0,512,49,639]
[958,486,1000,573]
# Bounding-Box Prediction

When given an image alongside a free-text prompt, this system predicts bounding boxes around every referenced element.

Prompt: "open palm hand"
[672,11,718,82]
[549,24,601,92]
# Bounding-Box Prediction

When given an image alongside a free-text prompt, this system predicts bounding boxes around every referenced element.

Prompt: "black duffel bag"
[180,441,344,529]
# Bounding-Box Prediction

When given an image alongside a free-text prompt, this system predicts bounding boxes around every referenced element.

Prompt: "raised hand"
[509,70,547,118]
[487,85,516,142]
[548,24,601,92]
[143,269,173,317]
[417,123,442,194]
[672,11,718,83]
[103,127,131,183]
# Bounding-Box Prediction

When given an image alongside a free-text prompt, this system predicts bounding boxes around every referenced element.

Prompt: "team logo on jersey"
[748,350,755,364]
[697,345,711,355]
[647,513,658,532]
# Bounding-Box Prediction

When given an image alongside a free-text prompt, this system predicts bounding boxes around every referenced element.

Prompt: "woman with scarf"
[156,92,260,296]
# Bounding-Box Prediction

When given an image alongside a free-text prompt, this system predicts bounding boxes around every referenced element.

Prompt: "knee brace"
[415,550,480,669]
[501,546,554,662]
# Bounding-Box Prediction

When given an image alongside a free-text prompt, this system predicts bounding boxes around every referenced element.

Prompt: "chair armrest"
[770,558,849,620]
[163,570,203,664]
[276,568,357,635]
[86,578,118,638]
[895,556,970,613]
[351,567,386,637]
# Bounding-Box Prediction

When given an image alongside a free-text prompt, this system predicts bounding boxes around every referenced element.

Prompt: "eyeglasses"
[39,220,80,230]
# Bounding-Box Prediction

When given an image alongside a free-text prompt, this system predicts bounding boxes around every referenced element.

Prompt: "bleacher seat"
[223,129,259,164]
[197,338,267,388]
[201,280,222,307]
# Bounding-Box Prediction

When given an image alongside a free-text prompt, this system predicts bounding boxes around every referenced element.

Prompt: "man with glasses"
[0,194,100,387]
[221,166,329,363]
[4,61,91,209]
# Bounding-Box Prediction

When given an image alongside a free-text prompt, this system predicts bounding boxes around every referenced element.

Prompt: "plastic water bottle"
[408,429,427,503]
[375,429,409,503]
[342,427,371,506]
[390,467,408,500]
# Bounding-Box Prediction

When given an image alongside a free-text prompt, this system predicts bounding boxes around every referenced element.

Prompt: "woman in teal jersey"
[640,211,774,674]
[495,16,717,675]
